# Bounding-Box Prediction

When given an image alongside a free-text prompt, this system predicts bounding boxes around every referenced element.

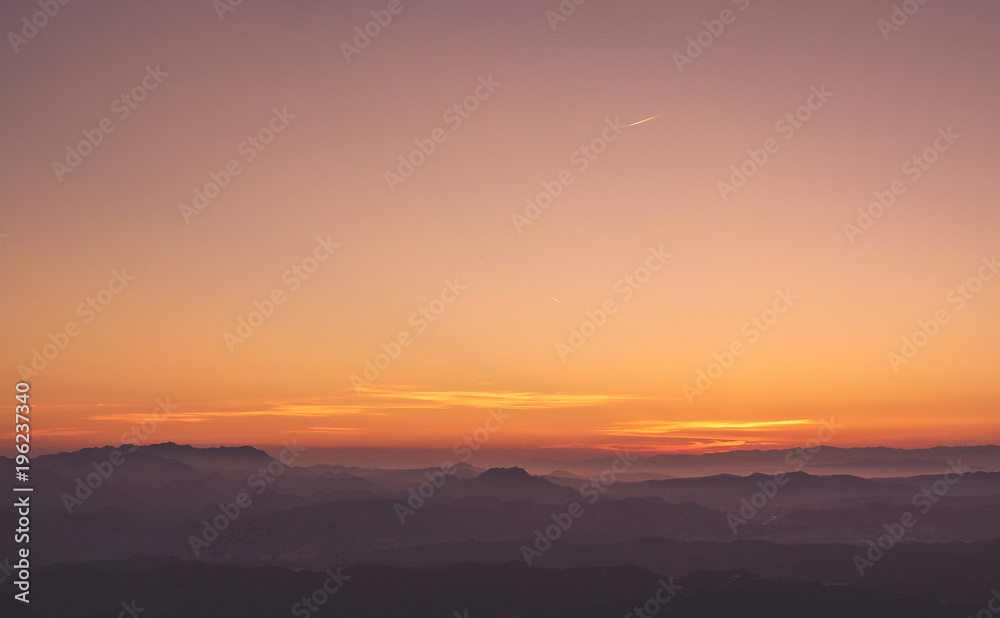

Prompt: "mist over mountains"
[2,442,999,616]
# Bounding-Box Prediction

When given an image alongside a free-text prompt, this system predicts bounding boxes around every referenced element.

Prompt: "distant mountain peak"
[476,467,533,482]
[144,442,264,453]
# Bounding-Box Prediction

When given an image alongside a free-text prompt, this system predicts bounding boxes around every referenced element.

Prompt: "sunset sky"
[2,0,998,459]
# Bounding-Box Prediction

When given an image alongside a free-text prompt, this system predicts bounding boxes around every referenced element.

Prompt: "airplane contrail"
[628,114,661,127]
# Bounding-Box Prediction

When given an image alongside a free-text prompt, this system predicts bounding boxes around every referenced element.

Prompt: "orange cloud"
[354,386,652,409]
[599,419,815,437]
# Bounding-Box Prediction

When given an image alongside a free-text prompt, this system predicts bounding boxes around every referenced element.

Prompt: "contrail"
[628,114,661,127]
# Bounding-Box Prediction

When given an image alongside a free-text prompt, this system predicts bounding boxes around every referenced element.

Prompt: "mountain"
[8,442,1000,614]
[35,442,274,473]
[362,537,1000,606]
[140,442,275,471]
[442,467,580,503]
[522,445,1000,479]
[24,561,975,618]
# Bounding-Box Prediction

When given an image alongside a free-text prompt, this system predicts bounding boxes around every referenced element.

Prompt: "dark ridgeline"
[2,443,999,617]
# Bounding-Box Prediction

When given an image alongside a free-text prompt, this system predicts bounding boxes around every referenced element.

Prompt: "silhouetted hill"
[141,442,274,470]
[26,561,975,618]
[8,442,1000,613]
[366,537,1000,605]
[429,467,580,503]
[36,442,273,473]
[476,466,534,482]
[523,445,1000,479]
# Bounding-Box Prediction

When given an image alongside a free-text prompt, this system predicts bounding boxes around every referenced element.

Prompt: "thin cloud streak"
[600,419,815,437]
[354,386,652,409]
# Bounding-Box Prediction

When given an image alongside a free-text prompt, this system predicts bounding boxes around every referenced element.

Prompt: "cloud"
[354,385,650,409]
[599,419,815,437]
[16,427,98,437]
[84,398,390,424]
[286,426,362,434]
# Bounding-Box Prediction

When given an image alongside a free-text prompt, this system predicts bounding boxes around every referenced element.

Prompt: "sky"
[1,0,999,459]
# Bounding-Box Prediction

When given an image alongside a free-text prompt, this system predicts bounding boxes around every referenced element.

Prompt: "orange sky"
[1,0,998,457]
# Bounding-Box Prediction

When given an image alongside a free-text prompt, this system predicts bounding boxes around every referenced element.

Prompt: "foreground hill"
[19,561,974,618]
[3,443,999,613]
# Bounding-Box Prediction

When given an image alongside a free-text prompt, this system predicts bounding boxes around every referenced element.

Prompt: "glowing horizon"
[2,0,998,458]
